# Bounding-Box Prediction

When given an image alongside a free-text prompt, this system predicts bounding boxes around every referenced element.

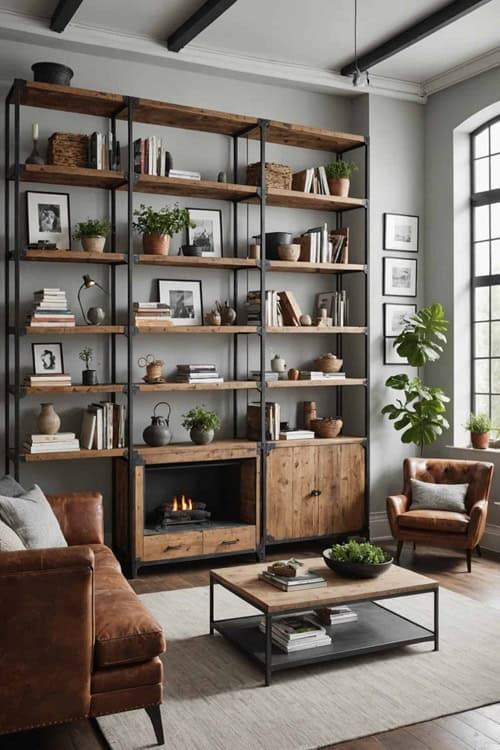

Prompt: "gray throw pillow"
[0,518,26,551]
[0,484,67,549]
[410,478,469,513]
[0,475,27,498]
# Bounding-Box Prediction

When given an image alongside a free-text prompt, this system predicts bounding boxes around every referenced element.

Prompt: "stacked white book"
[279,429,315,441]
[80,402,126,450]
[258,569,326,591]
[28,288,75,327]
[134,303,172,326]
[169,169,201,181]
[299,371,346,380]
[24,433,80,454]
[175,364,223,384]
[259,614,332,653]
[27,373,72,388]
[249,370,279,382]
[314,606,359,627]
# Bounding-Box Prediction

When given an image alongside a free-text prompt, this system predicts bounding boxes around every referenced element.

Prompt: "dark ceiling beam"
[50,0,84,32]
[341,0,493,76]
[167,0,238,52]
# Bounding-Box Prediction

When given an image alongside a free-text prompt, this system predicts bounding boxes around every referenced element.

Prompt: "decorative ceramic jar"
[143,233,171,255]
[206,309,222,326]
[216,301,237,325]
[142,402,172,447]
[327,177,350,197]
[271,354,287,374]
[81,236,106,253]
[37,403,61,435]
[190,427,214,445]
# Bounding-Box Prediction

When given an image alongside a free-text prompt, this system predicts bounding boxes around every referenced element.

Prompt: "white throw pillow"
[410,478,469,513]
[0,484,67,549]
[0,518,26,551]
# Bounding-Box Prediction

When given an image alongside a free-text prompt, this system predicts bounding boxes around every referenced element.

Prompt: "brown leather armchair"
[387,458,494,572]
[0,492,166,744]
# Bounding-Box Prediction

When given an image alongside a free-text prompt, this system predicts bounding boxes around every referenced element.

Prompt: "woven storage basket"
[246,161,292,190]
[310,417,343,439]
[48,133,89,168]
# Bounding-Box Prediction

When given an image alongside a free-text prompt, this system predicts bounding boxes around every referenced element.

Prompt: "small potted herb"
[79,345,97,385]
[465,413,493,449]
[182,406,221,445]
[72,218,110,253]
[132,203,195,255]
[324,160,358,197]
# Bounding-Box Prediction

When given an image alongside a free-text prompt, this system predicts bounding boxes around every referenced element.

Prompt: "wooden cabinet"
[266,441,365,541]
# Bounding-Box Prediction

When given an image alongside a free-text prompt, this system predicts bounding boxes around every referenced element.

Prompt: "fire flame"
[171,495,192,512]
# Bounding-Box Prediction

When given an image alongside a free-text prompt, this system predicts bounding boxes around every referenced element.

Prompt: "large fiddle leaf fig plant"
[382,303,450,454]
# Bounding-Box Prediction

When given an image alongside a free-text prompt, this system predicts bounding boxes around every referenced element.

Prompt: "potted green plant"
[465,413,492,449]
[182,406,221,445]
[323,539,392,579]
[79,345,97,385]
[132,203,195,255]
[72,218,110,253]
[324,160,358,197]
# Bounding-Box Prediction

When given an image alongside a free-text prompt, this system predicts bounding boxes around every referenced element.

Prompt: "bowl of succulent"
[323,539,393,579]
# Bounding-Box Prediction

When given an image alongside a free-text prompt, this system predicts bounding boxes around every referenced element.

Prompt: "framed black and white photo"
[383,257,417,297]
[32,343,64,375]
[384,213,419,252]
[315,291,335,316]
[384,303,416,337]
[157,279,203,326]
[26,191,71,249]
[384,338,407,366]
[187,208,223,257]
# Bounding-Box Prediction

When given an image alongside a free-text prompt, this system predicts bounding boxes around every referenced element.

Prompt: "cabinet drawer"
[203,525,256,555]
[143,531,203,561]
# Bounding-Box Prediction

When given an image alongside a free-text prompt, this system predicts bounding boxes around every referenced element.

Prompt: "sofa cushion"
[0,518,26,551]
[399,509,469,534]
[0,485,67,549]
[410,478,468,513]
[92,545,165,669]
[0,475,26,497]
[91,657,162,694]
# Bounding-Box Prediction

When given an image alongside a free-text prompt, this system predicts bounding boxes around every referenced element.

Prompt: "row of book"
[134,302,172,326]
[175,363,223,384]
[247,401,281,441]
[28,288,75,327]
[292,166,331,195]
[24,432,79,454]
[133,137,200,180]
[258,607,359,654]
[298,226,349,264]
[322,290,349,327]
[246,289,303,327]
[88,132,121,171]
[80,402,126,450]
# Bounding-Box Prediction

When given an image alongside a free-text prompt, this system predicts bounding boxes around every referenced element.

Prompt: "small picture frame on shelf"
[383,303,416,337]
[384,338,407,366]
[157,279,203,326]
[383,257,417,297]
[384,213,419,252]
[26,191,71,250]
[187,208,223,258]
[316,291,335,316]
[32,342,64,375]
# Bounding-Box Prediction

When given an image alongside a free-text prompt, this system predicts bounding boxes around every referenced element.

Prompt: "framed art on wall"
[32,343,64,375]
[384,213,419,252]
[187,208,223,257]
[383,257,417,297]
[26,191,71,250]
[157,279,203,326]
[383,303,416,337]
[384,338,407,366]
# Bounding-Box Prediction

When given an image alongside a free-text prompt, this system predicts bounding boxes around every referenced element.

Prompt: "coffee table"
[209,558,439,685]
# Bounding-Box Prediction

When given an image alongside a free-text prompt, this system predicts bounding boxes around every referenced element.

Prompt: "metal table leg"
[434,587,439,651]
[265,610,272,686]
[209,574,214,635]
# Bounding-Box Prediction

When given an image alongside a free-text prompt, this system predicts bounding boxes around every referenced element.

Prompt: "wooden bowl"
[310,417,343,438]
[278,243,301,262]
[314,354,343,373]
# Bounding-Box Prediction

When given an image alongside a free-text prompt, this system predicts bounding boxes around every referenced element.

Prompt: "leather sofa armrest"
[0,546,94,734]
[47,491,104,545]
[387,494,409,536]
[466,499,489,549]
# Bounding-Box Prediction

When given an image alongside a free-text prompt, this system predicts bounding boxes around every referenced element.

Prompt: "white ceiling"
[0,0,499,98]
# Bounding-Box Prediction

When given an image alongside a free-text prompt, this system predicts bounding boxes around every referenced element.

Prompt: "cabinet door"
[317,443,365,535]
[266,447,294,541]
[292,446,318,538]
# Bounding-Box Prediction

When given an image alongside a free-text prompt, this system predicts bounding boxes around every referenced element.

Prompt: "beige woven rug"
[98,585,500,750]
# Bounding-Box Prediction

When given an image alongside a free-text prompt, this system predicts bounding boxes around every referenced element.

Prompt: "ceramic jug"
[143,402,172,447]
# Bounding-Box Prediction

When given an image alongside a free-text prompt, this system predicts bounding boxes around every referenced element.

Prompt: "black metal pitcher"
[143,402,172,447]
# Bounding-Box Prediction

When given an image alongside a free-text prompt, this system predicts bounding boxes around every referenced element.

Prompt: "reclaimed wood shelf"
[253,121,365,152]
[14,163,125,189]
[266,261,365,274]
[138,380,256,392]
[269,378,366,388]
[129,175,257,201]
[19,448,127,462]
[19,80,125,118]
[18,249,126,264]
[262,188,366,212]
[135,255,257,270]
[135,439,259,464]
[135,325,257,334]
[15,384,124,395]
[270,436,366,448]
[22,325,125,335]
[266,326,366,334]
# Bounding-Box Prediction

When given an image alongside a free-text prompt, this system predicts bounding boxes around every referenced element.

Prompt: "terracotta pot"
[37,403,61,435]
[471,431,490,449]
[142,233,171,255]
[190,427,214,445]
[81,236,106,253]
[328,177,350,197]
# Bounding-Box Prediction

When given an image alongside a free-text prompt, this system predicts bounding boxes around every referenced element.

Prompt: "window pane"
[491,203,500,239]
[474,205,490,241]
[491,396,500,427]
[475,359,489,392]
[474,128,489,158]
[475,394,490,416]
[475,322,490,356]
[492,155,500,190]
[475,286,489,320]
[474,241,490,276]
[474,157,490,192]
[491,359,500,393]
[491,122,500,154]
[492,322,500,355]
[491,240,500,273]
[492,286,500,319]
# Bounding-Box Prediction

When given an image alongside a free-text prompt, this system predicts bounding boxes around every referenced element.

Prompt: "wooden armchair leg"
[466,549,472,573]
[145,704,164,746]
[396,541,403,564]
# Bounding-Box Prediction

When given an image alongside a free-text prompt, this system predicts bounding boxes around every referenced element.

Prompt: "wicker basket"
[246,161,292,190]
[48,132,89,168]
[310,417,343,439]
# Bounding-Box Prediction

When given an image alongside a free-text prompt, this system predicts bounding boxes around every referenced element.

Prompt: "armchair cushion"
[399,509,469,534]
[0,484,67,549]
[0,518,26,551]
[0,474,26,497]
[410,478,468,513]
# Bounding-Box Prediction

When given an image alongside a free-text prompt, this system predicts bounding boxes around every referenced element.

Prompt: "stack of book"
[259,568,326,591]
[245,289,302,327]
[292,167,330,195]
[298,226,349,264]
[247,402,280,440]
[279,429,315,440]
[28,288,75,327]
[24,433,79,454]
[175,364,223,384]
[27,373,72,388]
[299,371,346,381]
[249,370,279,382]
[79,402,126,450]
[169,168,201,181]
[314,606,358,627]
[259,614,332,653]
[134,303,172,326]
[88,132,121,171]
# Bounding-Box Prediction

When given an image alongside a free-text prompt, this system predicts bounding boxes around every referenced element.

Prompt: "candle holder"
[26,123,44,165]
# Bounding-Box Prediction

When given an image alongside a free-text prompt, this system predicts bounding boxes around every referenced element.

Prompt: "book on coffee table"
[259,570,326,591]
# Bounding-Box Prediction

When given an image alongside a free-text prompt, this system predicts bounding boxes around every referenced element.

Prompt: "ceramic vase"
[471,431,489,449]
[143,233,171,255]
[190,427,214,445]
[328,177,350,197]
[37,403,61,435]
[82,236,106,253]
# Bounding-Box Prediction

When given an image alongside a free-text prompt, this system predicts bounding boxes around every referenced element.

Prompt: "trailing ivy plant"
[382,303,450,455]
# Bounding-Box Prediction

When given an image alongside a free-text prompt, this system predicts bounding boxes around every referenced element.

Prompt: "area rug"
[98,586,500,750]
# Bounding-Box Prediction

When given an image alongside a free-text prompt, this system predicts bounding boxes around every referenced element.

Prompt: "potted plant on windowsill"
[133,203,195,255]
[324,160,358,197]
[182,406,221,445]
[73,219,110,253]
[465,413,493,449]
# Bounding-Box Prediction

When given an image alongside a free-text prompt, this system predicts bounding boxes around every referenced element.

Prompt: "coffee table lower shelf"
[212,600,436,685]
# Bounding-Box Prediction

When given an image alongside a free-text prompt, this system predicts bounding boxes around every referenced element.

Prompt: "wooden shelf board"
[127,175,257,201]
[17,384,124,395]
[266,326,366,334]
[138,380,256,392]
[269,378,366,388]
[20,448,126,462]
[271,436,366,448]
[135,439,259,465]
[135,325,257,334]
[247,121,366,153]
[19,80,125,118]
[257,188,366,212]
[19,249,126,264]
[24,325,125,335]
[135,255,257,270]
[266,260,365,274]
[15,163,125,189]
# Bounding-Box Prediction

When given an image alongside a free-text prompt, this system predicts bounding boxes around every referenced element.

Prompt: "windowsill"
[446,444,500,455]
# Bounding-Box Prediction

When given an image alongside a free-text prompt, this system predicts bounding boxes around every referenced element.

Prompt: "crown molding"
[424,45,500,96]
[0,8,425,103]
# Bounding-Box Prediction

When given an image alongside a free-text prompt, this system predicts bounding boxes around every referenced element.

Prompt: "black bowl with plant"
[182,406,221,445]
[323,539,393,579]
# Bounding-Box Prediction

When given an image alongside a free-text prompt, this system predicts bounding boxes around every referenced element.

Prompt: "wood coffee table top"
[210,557,438,613]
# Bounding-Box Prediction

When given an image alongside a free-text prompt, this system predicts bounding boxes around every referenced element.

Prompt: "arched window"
[471,117,500,423]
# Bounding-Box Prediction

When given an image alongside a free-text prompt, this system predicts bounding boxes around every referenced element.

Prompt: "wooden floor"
[4,542,500,750]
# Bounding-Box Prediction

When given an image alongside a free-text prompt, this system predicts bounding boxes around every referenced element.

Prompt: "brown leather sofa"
[0,491,166,744]
[387,457,494,572]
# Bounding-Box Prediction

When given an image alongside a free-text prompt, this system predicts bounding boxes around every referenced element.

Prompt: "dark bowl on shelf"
[322,548,393,579]
[252,232,292,260]
[180,245,204,257]
[32,62,74,86]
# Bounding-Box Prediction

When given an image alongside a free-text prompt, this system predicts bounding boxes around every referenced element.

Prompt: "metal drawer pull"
[311,489,321,497]
[222,538,240,545]
[164,544,183,551]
